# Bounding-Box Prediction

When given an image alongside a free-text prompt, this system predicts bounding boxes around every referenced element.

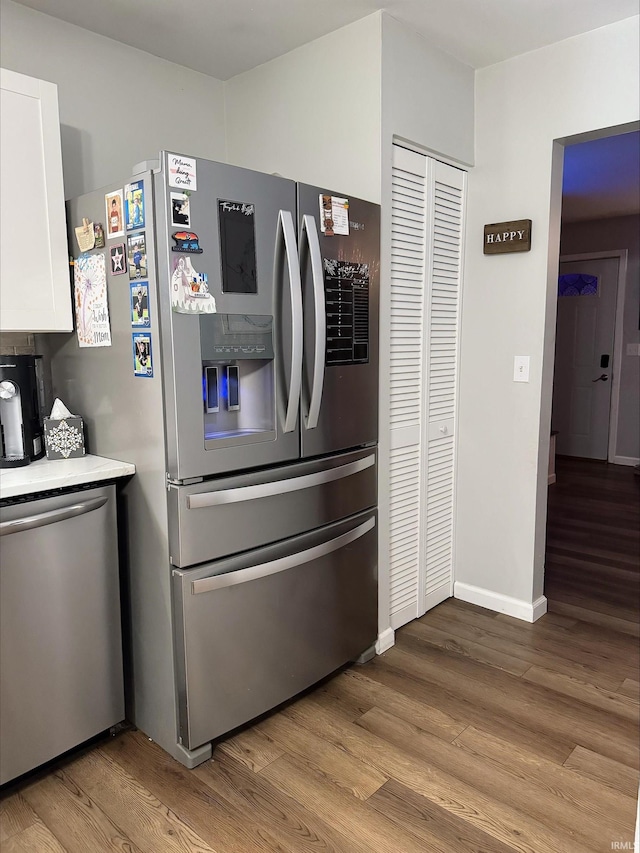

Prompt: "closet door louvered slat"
[422,160,465,612]
[388,145,465,630]
[389,146,426,629]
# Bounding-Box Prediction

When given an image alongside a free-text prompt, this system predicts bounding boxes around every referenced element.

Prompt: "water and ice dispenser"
[200,314,275,445]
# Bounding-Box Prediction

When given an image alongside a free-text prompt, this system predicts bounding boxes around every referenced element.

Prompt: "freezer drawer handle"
[191,515,375,594]
[0,496,108,536]
[275,209,303,434]
[186,453,375,508]
[300,214,326,430]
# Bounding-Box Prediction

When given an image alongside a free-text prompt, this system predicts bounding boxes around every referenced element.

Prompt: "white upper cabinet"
[1,69,72,332]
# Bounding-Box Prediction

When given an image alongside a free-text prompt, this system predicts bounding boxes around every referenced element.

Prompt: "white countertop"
[0,454,135,499]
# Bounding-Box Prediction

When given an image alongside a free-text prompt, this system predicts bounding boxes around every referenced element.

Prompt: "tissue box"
[43,417,86,460]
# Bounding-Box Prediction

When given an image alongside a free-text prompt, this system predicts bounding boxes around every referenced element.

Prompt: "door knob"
[592,374,609,382]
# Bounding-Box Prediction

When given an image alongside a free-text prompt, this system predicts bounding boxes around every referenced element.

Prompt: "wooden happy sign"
[484,219,532,254]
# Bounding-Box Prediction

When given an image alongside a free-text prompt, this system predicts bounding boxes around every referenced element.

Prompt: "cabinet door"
[0,69,72,331]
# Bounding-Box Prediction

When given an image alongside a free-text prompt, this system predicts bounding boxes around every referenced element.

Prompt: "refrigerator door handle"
[190,515,375,594]
[276,209,303,434]
[0,496,108,536]
[301,214,326,430]
[186,453,375,508]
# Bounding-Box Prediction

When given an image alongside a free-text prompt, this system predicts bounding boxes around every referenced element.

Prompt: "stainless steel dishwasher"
[0,483,124,785]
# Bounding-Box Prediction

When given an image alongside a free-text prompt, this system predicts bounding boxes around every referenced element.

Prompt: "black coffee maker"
[0,355,46,467]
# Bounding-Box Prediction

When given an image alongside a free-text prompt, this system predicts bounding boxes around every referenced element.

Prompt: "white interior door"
[388,146,427,629]
[421,160,465,613]
[553,257,619,459]
[387,146,465,630]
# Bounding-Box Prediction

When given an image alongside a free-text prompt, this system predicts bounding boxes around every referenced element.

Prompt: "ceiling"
[562,132,640,222]
[11,1,639,222]
[11,0,640,79]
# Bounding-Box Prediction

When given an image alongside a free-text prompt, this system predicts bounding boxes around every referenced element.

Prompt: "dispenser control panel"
[212,345,268,356]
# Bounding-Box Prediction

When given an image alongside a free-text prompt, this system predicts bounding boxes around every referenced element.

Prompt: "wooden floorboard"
[1,457,638,850]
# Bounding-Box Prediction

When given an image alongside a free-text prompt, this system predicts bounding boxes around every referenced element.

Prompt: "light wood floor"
[2,458,639,852]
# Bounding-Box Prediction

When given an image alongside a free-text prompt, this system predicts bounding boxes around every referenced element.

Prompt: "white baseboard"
[375,627,395,655]
[454,582,547,623]
[613,455,640,467]
[531,595,548,622]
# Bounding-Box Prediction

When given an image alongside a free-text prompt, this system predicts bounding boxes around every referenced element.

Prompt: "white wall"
[224,11,475,644]
[0,0,227,198]
[456,18,640,614]
[224,14,382,204]
[377,14,474,642]
[560,214,640,461]
[381,14,474,168]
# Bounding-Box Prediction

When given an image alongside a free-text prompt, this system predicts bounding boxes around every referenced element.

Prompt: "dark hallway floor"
[545,456,640,635]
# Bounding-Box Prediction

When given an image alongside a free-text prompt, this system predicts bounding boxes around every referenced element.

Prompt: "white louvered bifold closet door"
[388,146,465,630]
[389,146,427,629]
[421,159,465,612]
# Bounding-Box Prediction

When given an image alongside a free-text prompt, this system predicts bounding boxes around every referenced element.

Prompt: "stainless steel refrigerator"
[51,153,379,768]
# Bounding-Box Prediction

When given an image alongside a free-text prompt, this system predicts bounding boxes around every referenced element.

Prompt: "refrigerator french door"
[156,157,301,482]
[298,184,380,459]
[156,156,379,482]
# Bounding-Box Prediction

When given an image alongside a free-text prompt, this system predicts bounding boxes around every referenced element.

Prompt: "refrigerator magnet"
[130,281,150,327]
[109,243,127,275]
[105,189,125,239]
[74,253,112,348]
[171,256,216,314]
[128,232,147,279]
[132,331,153,377]
[171,230,203,253]
[319,194,350,236]
[125,181,145,231]
[74,218,95,252]
[167,154,197,191]
[171,192,191,228]
[94,223,105,248]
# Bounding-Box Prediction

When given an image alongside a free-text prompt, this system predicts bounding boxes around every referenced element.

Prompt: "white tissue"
[49,398,77,419]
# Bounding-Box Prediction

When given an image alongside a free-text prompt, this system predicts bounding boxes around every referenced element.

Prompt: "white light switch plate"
[514,355,530,382]
[626,343,640,357]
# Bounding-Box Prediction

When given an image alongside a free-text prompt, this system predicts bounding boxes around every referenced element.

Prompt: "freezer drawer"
[168,447,376,567]
[172,510,377,750]
[0,485,124,785]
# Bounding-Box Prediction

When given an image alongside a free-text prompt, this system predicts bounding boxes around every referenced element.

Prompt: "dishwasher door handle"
[0,496,108,536]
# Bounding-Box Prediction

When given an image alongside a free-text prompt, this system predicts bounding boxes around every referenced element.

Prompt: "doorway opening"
[550,129,639,466]
[542,127,640,628]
